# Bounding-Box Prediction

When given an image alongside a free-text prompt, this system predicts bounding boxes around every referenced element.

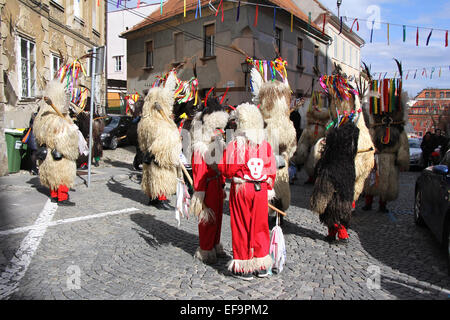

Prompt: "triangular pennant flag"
[254,5,258,26]
[403,25,406,42]
[370,20,375,43]
[426,29,433,46]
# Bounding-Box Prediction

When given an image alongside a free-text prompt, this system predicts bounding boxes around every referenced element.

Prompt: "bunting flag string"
[206,1,449,48]
[184,0,186,17]
[160,0,163,15]
[137,0,140,8]
[372,64,450,80]
[116,0,121,8]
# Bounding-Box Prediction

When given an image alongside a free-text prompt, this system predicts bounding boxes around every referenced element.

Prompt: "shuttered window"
[204,24,215,57]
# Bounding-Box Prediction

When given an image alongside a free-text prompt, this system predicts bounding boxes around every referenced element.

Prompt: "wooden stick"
[179,160,193,187]
[268,203,286,216]
[44,97,71,123]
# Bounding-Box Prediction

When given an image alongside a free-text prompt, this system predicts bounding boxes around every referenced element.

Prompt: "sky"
[107,0,450,98]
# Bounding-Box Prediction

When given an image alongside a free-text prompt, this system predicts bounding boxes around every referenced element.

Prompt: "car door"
[118,117,129,137]
[426,168,449,240]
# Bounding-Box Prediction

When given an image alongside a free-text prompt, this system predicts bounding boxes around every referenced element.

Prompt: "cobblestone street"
[0,146,449,300]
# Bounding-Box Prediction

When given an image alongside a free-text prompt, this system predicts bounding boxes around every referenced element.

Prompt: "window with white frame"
[73,0,83,19]
[19,36,36,99]
[114,56,123,72]
[333,35,337,59]
[51,53,61,79]
[204,24,215,58]
[342,41,346,64]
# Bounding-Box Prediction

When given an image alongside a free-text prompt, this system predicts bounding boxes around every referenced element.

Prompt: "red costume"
[218,137,276,277]
[192,151,226,252]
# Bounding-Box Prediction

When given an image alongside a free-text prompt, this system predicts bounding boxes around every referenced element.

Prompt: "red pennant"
[322,14,326,35]
[350,18,359,33]
[215,0,224,22]
[254,5,258,26]
[416,27,419,46]
[446,30,448,47]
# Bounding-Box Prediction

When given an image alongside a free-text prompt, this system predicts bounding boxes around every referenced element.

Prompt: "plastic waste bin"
[5,128,25,173]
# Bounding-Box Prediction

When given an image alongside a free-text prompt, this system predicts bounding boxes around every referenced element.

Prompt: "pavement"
[0,146,449,300]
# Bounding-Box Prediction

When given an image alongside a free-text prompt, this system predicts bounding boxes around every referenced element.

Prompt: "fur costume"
[217,103,276,277]
[138,71,182,201]
[189,96,229,264]
[250,67,297,212]
[73,111,104,167]
[295,93,331,180]
[33,79,80,203]
[363,90,409,210]
[310,72,375,242]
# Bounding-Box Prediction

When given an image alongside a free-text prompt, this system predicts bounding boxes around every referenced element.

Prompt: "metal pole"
[88,47,97,188]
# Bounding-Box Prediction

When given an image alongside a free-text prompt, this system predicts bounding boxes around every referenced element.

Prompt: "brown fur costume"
[137,71,182,200]
[363,91,409,206]
[250,68,297,211]
[33,80,79,190]
[295,94,331,179]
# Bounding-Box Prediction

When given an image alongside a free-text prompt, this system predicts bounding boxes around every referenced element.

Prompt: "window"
[314,45,319,70]
[19,36,36,99]
[440,92,444,99]
[50,54,61,79]
[145,41,153,68]
[204,24,215,57]
[446,92,450,98]
[425,92,430,98]
[297,38,303,66]
[342,41,346,64]
[275,27,282,54]
[92,1,100,31]
[349,46,353,67]
[114,56,123,72]
[333,35,338,59]
[73,0,83,19]
[174,32,184,62]
[431,92,436,98]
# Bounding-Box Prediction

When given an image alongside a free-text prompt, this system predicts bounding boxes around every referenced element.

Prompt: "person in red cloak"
[217,103,277,280]
[189,96,229,264]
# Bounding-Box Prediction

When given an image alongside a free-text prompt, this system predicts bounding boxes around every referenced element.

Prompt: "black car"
[414,151,450,274]
[100,115,132,149]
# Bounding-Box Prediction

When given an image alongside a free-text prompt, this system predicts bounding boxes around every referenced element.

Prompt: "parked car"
[414,152,450,274]
[100,115,132,150]
[409,138,423,170]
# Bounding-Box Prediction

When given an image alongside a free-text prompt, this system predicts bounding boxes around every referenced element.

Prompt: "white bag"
[269,214,286,274]
[175,178,190,227]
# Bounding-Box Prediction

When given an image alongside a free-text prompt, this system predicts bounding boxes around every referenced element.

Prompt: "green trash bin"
[5,128,25,173]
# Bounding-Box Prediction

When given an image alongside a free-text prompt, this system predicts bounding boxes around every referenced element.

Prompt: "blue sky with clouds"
[109,0,450,98]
